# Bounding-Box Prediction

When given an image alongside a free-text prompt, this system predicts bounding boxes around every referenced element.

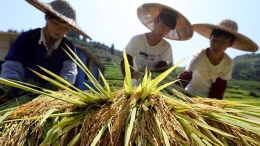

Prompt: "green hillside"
[232,53,260,81]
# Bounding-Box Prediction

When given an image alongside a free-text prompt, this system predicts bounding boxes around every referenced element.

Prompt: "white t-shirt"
[125,34,173,72]
[185,48,234,97]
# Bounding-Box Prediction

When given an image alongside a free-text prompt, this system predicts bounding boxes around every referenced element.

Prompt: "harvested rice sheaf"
[0,50,260,146]
[0,89,260,146]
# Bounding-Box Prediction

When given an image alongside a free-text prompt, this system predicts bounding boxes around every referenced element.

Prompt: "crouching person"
[176,19,258,99]
[0,0,91,103]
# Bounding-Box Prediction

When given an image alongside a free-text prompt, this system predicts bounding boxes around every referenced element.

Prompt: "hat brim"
[26,0,92,40]
[137,3,194,40]
[193,23,258,52]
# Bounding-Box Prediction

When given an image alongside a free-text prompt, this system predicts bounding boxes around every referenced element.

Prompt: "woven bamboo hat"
[193,19,258,52]
[26,0,92,40]
[137,3,194,40]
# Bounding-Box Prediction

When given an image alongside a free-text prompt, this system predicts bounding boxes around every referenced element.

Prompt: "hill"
[232,53,260,81]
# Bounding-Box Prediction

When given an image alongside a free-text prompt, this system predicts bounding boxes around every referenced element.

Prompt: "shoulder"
[17,28,41,40]
[61,37,75,51]
[160,38,171,48]
[223,53,234,66]
[22,28,40,34]
[192,48,206,58]
[62,37,74,46]
[131,34,145,41]
[126,34,146,47]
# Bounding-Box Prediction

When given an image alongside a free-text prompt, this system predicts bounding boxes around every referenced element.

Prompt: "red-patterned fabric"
[176,70,193,88]
[208,77,227,100]
[155,61,168,72]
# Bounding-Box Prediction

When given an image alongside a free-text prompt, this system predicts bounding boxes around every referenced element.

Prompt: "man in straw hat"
[176,19,258,99]
[0,0,91,101]
[120,3,193,85]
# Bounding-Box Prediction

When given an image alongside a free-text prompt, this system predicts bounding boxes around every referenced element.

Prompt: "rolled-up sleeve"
[59,60,78,84]
[1,61,24,80]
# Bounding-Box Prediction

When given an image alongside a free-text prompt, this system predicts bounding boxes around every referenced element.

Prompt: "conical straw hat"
[137,3,194,40]
[26,0,92,40]
[193,19,258,52]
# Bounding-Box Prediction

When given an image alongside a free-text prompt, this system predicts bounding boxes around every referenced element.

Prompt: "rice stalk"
[0,47,260,145]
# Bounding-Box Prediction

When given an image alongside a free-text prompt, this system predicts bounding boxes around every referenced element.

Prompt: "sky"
[1,0,259,66]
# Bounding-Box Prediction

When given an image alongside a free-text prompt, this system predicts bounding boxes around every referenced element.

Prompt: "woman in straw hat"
[120,3,193,85]
[176,19,259,99]
[0,0,91,101]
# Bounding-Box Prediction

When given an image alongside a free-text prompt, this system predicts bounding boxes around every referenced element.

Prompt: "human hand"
[132,71,140,80]
[1,84,24,100]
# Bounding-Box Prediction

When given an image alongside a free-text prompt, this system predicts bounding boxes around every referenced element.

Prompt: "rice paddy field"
[224,79,260,106]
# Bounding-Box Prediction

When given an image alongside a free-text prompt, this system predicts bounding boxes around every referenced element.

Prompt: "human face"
[153,19,171,39]
[209,35,234,56]
[45,17,71,39]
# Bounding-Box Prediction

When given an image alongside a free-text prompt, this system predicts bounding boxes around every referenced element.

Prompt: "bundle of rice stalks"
[0,49,260,146]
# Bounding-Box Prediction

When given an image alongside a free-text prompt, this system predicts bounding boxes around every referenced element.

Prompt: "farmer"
[176,19,258,99]
[120,3,194,85]
[0,0,91,101]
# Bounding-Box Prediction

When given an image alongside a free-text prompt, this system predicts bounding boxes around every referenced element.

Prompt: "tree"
[110,44,114,54]
[7,29,18,33]
[66,31,79,39]
[82,37,86,42]
[106,57,112,62]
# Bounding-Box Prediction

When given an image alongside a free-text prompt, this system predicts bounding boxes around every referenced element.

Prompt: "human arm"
[154,61,169,72]
[1,31,34,80]
[1,61,24,80]
[120,54,139,80]
[175,50,201,88]
[0,32,33,98]
[120,36,139,79]
[43,42,78,90]
[1,61,25,99]
[208,77,227,100]
[208,58,233,100]
[59,60,78,84]
[175,70,193,88]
